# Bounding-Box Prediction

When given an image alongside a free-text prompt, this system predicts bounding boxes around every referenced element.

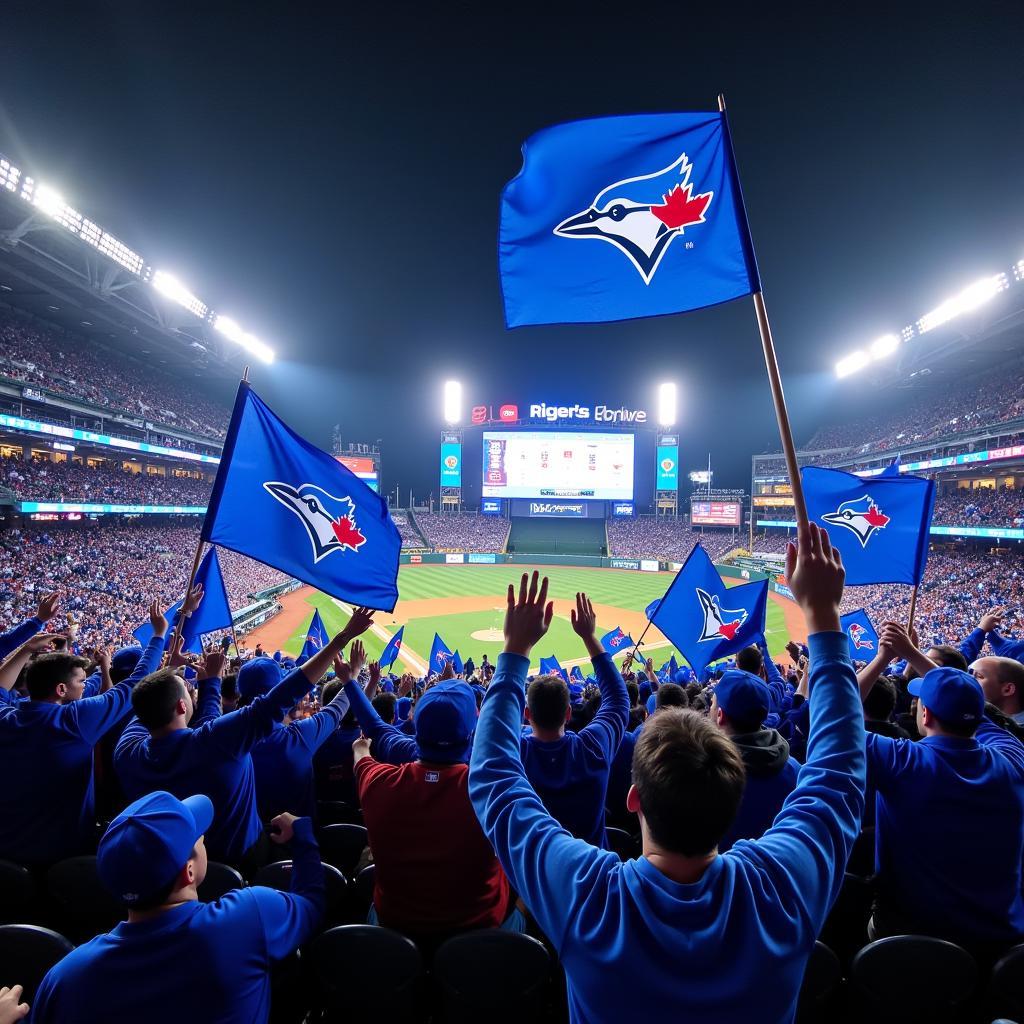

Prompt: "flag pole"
[907,582,920,634]
[622,620,655,672]
[718,95,808,531]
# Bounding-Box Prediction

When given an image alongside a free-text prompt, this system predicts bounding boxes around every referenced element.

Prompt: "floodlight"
[835,350,869,378]
[152,271,208,319]
[32,184,66,218]
[916,274,1008,334]
[213,315,275,364]
[657,381,677,426]
[870,333,900,359]
[443,380,462,424]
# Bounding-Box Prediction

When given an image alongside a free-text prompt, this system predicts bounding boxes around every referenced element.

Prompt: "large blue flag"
[429,633,453,675]
[380,626,404,669]
[600,625,635,656]
[539,655,568,681]
[452,650,464,675]
[499,112,760,327]
[134,546,232,654]
[299,609,329,662]
[201,383,401,611]
[840,608,880,662]
[647,543,768,676]
[569,665,585,685]
[802,465,935,585]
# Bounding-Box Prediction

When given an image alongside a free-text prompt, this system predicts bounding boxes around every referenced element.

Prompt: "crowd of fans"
[607,517,741,562]
[0,308,230,441]
[414,511,510,551]
[389,510,426,549]
[933,487,1024,528]
[1,455,213,507]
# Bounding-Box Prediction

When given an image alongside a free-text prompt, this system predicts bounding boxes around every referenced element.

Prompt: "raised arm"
[573,593,628,762]
[0,632,60,692]
[342,670,418,765]
[0,591,58,661]
[757,635,788,711]
[190,652,227,729]
[855,634,895,702]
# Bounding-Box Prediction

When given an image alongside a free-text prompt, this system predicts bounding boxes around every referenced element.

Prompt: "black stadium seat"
[0,859,36,924]
[308,924,422,1023]
[351,863,375,922]
[254,860,348,925]
[198,861,245,903]
[317,823,369,878]
[851,935,978,1024]
[0,923,74,1002]
[796,941,841,1024]
[989,944,1024,1022]
[45,855,125,943]
[316,800,363,827]
[432,929,552,1024]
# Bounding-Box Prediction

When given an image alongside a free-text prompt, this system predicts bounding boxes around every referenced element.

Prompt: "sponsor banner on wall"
[410,554,423,564]
[445,552,466,564]
[611,501,635,517]
[609,558,640,570]
[640,559,659,572]
[468,553,497,563]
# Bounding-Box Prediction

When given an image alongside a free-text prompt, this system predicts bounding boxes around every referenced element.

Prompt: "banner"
[656,444,679,490]
[440,442,462,487]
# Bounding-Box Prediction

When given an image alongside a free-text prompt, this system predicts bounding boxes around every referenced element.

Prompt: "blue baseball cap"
[714,670,771,726]
[909,667,984,726]
[110,645,144,682]
[97,791,213,906]
[396,695,413,722]
[238,657,283,701]
[413,681,477,763]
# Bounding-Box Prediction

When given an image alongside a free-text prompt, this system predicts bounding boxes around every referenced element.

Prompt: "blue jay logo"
[554,153,714,284]
[263,482,367,563]
[847,623,875,651]
[821,496,890,548]
[696,588,748,643]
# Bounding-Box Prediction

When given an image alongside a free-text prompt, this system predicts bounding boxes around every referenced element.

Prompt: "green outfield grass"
[280,564,792,674]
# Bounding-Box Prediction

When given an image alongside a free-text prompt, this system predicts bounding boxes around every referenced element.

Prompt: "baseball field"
[244,564,806,675]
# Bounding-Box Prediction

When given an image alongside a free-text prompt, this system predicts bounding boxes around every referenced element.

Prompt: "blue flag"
[134,547,232,654]
[802,465,935,585]
[600,626,635,656]
[569,665,585,685]
[380,626,404,669]
[201,382,401,611]
[647,543,768,676]
[428,633,453,675]
[499,112,760,328]
[539,655,568,681]
[452,650,464,675]
[668,654,680,676]
[299,609,329,662]
[840,608,880,662]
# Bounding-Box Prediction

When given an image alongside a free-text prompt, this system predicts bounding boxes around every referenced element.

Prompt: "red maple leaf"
[649,183,713,229]
[718,620,741,641]
[331,516,366,550]
[864,504,890,528]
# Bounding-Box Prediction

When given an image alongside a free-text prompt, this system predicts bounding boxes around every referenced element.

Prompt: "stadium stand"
[389,510,427,549]
[608,518,741,562]
[414,511,510,552]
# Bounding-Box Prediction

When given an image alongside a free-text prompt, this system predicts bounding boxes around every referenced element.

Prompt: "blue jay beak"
[555,208,599,235]
[264,481,301,509]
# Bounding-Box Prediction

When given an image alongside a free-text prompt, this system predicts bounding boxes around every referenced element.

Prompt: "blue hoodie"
[469,633,864,1024]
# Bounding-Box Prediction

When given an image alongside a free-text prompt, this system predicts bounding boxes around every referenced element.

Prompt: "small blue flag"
[569,665,585,685]
[840,608,880,661]
[802,465,935,585]
[428,633,453,676]
[539,655,568,681]
[380,625,404,669]
[299,609,329,662]
[452,650,464,675]
[600,626,635,655]
[668,654,680,676]
[647,543,768,676]
[499,112,760,328]
[134,547,233,654]
[201,382,401,611]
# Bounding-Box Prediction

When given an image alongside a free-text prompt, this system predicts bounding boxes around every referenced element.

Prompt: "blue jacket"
[29,818,324,1023]
[868,719,1024,946]
[115,668,315,863]
[469,634,864,1024]
[990,630,1024,664]
[0,633,164,865]
[0,616,44,662]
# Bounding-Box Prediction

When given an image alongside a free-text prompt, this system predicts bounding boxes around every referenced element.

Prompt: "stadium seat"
[316,800,363,827]
[197,861,245,903]
[795,941,841,1024]
[45,855,125,943]
[605,827,641,861]
[317,823,369,878]
[851,935,978,1023]
[254,860,348,925]
[307,924,422,1023]
[0,859,36,924]
[350,863,375,922]
[989,944,1024,1022]
[819,872,873,966]
[432,929,552,1024]
[0,923,74,1002]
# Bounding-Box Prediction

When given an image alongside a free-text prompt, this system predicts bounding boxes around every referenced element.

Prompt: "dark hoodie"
[719,727,800,853]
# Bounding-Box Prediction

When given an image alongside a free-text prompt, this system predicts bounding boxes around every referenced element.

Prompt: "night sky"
[2,2,1022,501]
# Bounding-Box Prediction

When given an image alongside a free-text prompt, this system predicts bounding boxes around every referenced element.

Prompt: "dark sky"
[2,1,1022,501]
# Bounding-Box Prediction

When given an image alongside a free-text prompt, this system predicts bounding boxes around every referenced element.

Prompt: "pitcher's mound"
[471,629,505,642]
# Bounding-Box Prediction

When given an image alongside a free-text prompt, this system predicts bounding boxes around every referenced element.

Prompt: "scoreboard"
[690,499,742,527]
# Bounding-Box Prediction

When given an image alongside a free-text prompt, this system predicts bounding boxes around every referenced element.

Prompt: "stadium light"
[835,350,869,378]
[32,184,66,219]
[443,380,462,424]
[916,273,1008,334]
[152,270,208,319]
[213,315,275,364]
[657,382,677,426]
[870,333,900,359]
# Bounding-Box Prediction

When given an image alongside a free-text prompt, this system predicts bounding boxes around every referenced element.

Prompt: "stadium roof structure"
[0,151,274,379]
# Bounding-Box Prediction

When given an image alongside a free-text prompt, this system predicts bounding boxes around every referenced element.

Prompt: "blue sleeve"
[190,677,223,729]
[988,631,1024,663]
[130,633,167,682]
[958,627,987,665]
[469,653,618,952]
[81,669,103,698]
[292,695,348,753]
[975,718,1024,777]
[578,652,629,763]
[0,616,43,661]
[251,816,325,957]
[757,638,788,712]
[738,632,866,932]
[343,680,418,765]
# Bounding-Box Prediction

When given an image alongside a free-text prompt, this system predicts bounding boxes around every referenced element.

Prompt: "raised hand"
[570,593,602,662]
[785,640,802,665]
[348,639,367,677]
[331,654,352,685]
[181,582,205,617]
[202,650,227,679]
[167,634,189,668]
[398,673,415,697]
[503,571,553,658]
[352,734,372,764]
[979,606,1005,633]
[149,599,170,639]
[344,607,376,641]
[784,521,844,635]
[35,591,60,622]
[25,633,61,653]
[439,659,455,681]
[368,660,381,689]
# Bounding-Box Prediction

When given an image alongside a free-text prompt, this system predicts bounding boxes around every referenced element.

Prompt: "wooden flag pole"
[622,619,655,672]
[907,582,920,634]
[718,95,808,531]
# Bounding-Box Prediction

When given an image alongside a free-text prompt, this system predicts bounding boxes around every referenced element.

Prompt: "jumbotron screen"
[482,431,635,500]
[691,499,742,527]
